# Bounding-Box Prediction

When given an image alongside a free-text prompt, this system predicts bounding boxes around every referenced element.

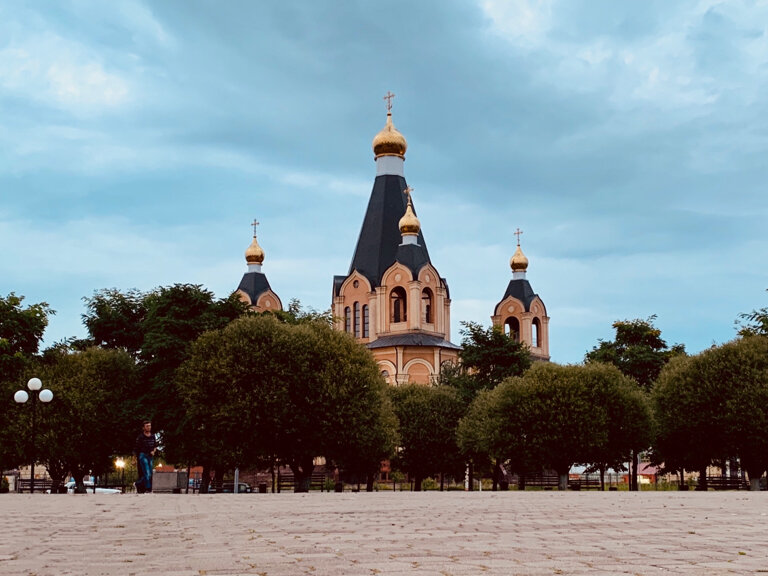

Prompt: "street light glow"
[27,377,42,391]
[14,390,29,404]
[39,389,53,403]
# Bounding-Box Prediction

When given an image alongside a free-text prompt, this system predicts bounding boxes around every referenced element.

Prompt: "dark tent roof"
[496,278,541,313]
[237,271,272,304]
[347,174,431,289]
[367,333,461,350]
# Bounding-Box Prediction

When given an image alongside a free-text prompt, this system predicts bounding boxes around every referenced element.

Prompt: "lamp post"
[115,458,125,493]
[14,377,53,493]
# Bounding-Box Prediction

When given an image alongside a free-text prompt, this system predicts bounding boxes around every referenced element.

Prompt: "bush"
[0,476,9,493]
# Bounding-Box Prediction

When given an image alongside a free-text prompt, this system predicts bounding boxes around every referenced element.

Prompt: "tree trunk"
[492,459,499,491]
[558,472,568,491]
[439,472,444,492]
[366,473,374,492]
[414,473,423,492]
[200,463,211,494]
[697,465,708,491]
[631,450,639,491]
[290,458,314,493]
[599,465,605,491]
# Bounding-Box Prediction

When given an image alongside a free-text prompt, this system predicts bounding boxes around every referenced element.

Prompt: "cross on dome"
[252,219,260,237]
[383,91,395,113]
[514,227,523,246]
[403,185,414,205]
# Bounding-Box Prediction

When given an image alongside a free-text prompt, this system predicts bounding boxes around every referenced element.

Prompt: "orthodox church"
[235,94,549,382]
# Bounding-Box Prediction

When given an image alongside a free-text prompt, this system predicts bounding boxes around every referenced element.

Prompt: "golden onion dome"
[372,113,407,158]
[399,198,420,236]
[245,235,265,264]
[510,244,528,272]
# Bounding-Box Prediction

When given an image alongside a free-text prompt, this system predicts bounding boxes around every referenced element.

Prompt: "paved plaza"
[1,491,767,575]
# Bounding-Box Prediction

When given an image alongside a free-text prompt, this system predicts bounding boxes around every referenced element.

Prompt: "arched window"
[532,318,541,348]
[362,305,369,338]
[344,307,351,333]
[421,288,433,324]
[505,317,520,342]
[390,287,407,323]
[354,302,360,338]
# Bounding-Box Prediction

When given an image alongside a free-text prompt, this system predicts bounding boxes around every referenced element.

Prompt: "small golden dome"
[245,235,264,264]
[510,244,528,272]
[399,197,420,236]
[372,113,407,158]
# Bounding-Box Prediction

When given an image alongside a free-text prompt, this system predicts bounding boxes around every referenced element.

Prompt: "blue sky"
[2,0,767,363]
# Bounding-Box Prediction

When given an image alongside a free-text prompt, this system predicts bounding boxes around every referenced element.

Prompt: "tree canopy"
[585,316,684,392]
[34,346,142,491]
[0,293,53,382]
[458,362,651,490]
[0,293,54,473]
[736,289,768,337]
[174,314,397,491]
[652,336,768,489]
[388,384,465,490]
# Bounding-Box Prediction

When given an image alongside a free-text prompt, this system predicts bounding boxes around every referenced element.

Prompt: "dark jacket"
[134,433,156,456]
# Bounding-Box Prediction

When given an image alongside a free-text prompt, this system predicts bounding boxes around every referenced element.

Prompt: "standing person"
[134,420,157,493]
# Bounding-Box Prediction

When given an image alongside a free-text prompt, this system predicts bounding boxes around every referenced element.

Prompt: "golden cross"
[383,91,395,113]
[403,186,414,205]
[252,219,259,237]
[514,227,523,246]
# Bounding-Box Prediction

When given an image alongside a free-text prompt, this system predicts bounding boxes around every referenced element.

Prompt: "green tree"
[585,316,684,392]
[579,363,653,489]
[81,288,146,356]
[736,289,768,337]
[175,315,397,492]
[0,294,54,473]
[34,347,141,492]
[388,384,465,491]
[457,321,532,392]
[585,316,684,490]
[0,293,53,382]
[653,336,768,490]
[459,363,643,491]
[438,321,531,488]
[80,284,249,464]
[141,284,247,444]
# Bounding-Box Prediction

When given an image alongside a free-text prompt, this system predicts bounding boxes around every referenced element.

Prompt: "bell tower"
[491,229,550,361]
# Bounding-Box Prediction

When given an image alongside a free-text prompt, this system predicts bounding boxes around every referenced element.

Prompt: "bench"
[16,478,53,493]
[702,476,750,490]
[277,471,328,492]
[568,476,602,490]
[518,474,560,490]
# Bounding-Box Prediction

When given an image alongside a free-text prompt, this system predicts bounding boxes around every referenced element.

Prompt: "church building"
[233,94,550,377]
[332,94,460,384]
[236,220,283,313]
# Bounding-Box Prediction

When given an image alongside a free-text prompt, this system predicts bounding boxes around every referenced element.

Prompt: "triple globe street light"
[14,377,53,493]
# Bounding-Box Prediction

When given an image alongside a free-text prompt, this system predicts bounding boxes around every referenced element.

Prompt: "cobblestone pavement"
[1,491,767,575]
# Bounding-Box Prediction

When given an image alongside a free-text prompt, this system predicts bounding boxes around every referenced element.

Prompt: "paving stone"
[1,492,768,575]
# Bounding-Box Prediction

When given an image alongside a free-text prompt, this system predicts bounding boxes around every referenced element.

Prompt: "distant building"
[235,220,282,313]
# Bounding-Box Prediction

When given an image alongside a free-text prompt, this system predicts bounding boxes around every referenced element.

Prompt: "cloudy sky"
[2,0,767,363]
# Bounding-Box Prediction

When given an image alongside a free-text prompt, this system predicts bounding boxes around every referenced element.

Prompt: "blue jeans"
[137,452,153,492]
